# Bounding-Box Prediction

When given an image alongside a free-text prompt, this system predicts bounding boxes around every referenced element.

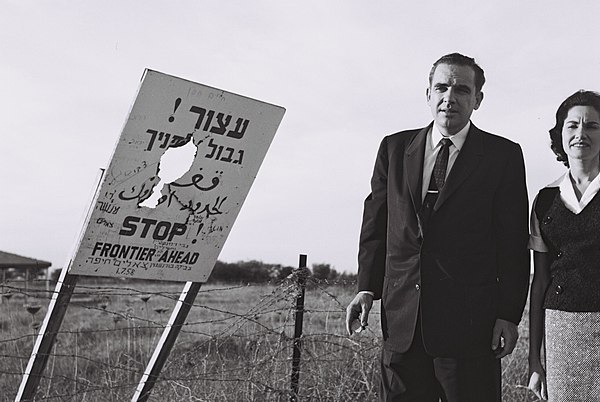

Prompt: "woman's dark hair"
[550,90,600,167]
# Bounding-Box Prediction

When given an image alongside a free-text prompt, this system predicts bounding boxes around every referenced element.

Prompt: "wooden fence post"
[290,254,308,402]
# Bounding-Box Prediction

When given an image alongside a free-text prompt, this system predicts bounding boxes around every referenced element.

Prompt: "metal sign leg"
[15,264,79,401]
[131,281,202,402]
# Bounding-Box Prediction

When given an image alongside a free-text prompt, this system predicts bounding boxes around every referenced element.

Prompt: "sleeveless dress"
[530,180,600,402]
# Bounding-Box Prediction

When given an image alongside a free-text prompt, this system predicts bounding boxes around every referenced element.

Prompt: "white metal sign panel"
[70,70,285,282]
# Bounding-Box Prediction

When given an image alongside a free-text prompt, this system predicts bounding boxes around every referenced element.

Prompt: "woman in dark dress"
[528,90,600,401]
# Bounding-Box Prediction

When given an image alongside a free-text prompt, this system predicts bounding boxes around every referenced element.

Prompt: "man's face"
[427,63,483,136]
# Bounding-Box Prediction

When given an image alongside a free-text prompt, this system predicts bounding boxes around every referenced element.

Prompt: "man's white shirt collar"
[430,121,470,150]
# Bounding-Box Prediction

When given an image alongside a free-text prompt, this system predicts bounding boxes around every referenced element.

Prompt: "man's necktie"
[419,138,452,234]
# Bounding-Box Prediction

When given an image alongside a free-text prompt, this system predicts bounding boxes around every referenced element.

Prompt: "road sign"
[70,70,285,282]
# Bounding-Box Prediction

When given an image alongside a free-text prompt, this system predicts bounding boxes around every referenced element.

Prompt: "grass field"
[0,277,540,401]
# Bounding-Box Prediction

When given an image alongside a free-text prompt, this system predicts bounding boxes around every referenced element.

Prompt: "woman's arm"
[529,251,551,364]
[528,250,551,399]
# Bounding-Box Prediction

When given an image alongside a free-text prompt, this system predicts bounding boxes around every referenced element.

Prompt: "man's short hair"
[428,53,486,93]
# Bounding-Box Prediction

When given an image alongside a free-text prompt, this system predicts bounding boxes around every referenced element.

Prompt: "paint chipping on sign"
[140,139,197,209]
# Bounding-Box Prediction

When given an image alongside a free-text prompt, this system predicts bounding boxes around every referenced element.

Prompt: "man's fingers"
[495,345,511,359]
[345,297,363,335]
[359,301,371,326]
[345,293,373,336]
[345,315,355,336]
[491,319,518,358]
[500,324,518,357]
[494,334,514,358]
[345,304,359,335]
[491,325,501,350]
[360,309,369,327]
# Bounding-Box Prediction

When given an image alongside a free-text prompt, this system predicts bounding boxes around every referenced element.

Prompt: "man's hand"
[345,293,373,336]
[528,362,548,400]
[491,318,518,358]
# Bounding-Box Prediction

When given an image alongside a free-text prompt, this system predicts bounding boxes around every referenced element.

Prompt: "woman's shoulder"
[542,174,566,190]
[533,176,564,220]
[532,174,564,203]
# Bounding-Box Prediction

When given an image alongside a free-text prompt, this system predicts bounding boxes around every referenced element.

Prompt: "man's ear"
[426,87,431,103]
[474,91,484,110]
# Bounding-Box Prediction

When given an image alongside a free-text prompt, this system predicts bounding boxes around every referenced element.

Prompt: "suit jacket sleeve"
[357,136,389,299]
[494,143,530,324]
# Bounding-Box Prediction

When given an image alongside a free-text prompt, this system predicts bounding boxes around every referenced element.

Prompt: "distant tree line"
[208,260,357,285]
[208,260,293,283]
[47,260,357,286]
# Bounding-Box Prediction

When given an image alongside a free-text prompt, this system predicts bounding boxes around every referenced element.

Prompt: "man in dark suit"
[345,53,530,401]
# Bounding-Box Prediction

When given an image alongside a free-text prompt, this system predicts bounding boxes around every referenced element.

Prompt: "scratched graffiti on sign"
[70,70,285,282]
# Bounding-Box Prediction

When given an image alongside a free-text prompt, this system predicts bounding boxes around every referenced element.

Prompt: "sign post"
[131,281,201,401]
[16,70,285,401]
[15,267,79,401]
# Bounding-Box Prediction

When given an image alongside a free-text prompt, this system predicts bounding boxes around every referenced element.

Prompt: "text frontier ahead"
[70,70,286,282]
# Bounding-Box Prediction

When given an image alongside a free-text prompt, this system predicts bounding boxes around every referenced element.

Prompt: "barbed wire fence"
[1,272,536,401]
[1,271,381,402]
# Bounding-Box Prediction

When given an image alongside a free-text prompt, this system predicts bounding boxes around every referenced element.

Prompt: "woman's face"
[562,105,600,165]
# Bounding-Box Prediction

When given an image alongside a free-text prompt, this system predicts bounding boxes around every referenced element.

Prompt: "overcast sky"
[2,1,599,275]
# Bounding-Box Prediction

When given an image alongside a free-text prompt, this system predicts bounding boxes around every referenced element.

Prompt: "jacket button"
[556,251,563,258]
[555,285,563,295]
[543,216,552,224]
[415,284,421,291]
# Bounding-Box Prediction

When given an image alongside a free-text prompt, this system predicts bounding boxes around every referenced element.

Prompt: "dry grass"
[0,278,539,401]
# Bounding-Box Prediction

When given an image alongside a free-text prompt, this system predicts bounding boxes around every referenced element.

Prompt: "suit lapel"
[404,125,429,214]
[434,124,484,211]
